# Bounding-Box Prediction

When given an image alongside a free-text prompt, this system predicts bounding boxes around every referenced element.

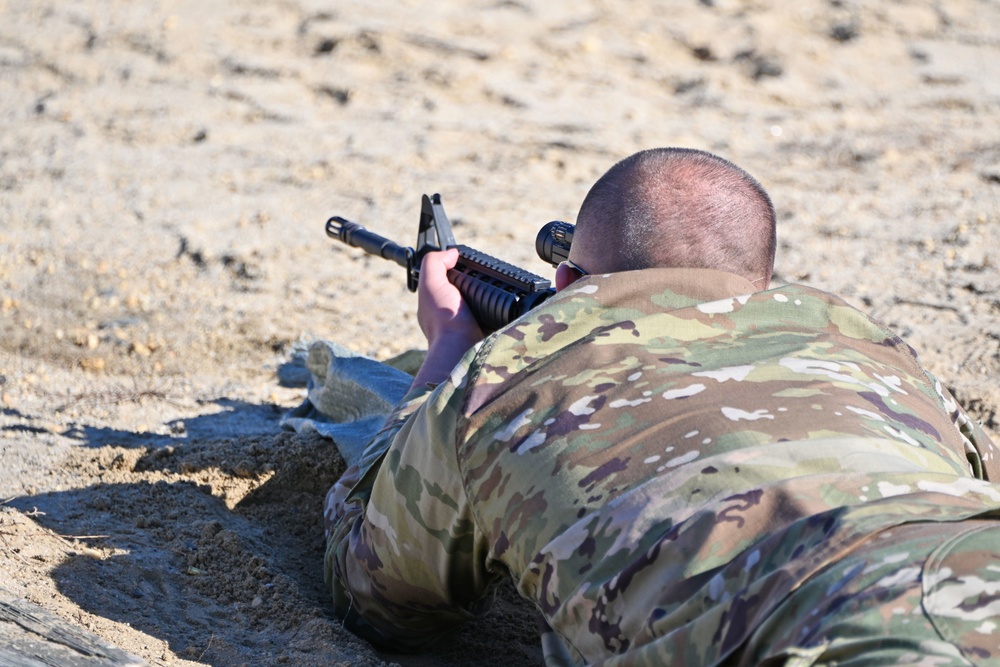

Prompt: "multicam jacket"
[324,268,1000,666]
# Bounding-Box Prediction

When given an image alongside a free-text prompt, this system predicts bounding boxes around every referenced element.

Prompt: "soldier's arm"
[322,345,497,651]
[953,400,1000,482]
[933,379,1000,482]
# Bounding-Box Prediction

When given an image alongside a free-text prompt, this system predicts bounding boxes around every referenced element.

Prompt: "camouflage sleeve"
[933,377,1000,481]
[323,345,498,651]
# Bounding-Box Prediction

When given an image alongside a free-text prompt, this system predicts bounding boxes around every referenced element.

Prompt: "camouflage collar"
[558,267,760,310]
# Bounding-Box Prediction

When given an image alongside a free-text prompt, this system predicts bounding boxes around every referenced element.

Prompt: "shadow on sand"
[7,400,541,667]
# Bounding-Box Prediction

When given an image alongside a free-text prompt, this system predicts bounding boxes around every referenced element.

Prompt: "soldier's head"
[557,148,776,290]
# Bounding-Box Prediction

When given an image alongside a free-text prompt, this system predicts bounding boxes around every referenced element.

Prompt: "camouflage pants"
[743,519,1000,667]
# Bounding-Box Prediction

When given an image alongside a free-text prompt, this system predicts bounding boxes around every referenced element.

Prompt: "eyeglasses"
[564,258,589,276]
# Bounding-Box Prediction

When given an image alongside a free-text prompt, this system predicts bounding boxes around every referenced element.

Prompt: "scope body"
[535,221,574,267]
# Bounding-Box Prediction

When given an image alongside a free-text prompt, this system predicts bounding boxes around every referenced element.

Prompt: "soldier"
[324,148,1000,666]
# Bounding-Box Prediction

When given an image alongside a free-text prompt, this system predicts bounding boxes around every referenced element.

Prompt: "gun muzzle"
[326,217,412,269]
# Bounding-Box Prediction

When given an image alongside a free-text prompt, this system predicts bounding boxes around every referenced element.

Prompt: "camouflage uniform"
[324,268,1000,665]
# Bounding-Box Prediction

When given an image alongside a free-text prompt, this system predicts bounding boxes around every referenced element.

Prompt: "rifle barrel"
[326,217,412,269]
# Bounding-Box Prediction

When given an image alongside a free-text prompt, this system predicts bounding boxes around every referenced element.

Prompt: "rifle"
[326,194,575,333]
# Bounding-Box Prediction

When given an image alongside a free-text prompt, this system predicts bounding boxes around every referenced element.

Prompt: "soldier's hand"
[410,249,483,388]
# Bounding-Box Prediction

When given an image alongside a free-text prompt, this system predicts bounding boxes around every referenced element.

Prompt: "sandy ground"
[1,0,999,664]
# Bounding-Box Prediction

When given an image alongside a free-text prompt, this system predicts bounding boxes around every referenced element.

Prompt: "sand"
[1,0,999,664]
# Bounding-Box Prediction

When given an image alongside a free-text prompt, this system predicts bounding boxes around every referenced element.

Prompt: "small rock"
[201,521,223,539]
[234,460,256,478]
[80,357,106,372]
[829,21,859,42]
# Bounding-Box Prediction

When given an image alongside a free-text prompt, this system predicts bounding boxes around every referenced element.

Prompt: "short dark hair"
[576,148,776,284]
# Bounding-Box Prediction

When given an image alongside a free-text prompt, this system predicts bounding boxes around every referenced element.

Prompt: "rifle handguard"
[450,245,554,333]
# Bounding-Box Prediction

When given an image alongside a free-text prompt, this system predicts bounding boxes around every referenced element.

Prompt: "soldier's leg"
[744,520,1000,666]
[920,521,1000,666]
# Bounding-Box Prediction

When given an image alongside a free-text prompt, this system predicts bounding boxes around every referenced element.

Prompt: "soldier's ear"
[556,262,582,292]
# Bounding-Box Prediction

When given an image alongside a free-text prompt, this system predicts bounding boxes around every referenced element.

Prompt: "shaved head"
[572,148,776,286]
